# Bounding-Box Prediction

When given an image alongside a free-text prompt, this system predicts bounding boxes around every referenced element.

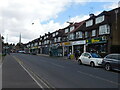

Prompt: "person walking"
[75,50,79,60]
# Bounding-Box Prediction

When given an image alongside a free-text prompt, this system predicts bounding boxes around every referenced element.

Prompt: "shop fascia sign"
[62,42,71,46]
[86,37,106,44]
[31,46,38,49]
[72,40,86,45]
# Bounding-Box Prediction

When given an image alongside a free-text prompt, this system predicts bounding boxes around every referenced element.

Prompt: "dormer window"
[65,28,69,33]
[44,37,46,39]
[95,15,105,24]
[70,26,75,32]
[56,32,58,35]
[52,33,55,37]
[86,20,93,27]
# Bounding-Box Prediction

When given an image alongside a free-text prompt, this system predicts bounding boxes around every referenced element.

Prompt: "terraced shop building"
[84,7,120,56]
[24,7,120,57]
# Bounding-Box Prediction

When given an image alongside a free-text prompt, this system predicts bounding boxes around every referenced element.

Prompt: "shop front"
[62,42,72,56]
[72,40,86,54]
[86,37,108,57]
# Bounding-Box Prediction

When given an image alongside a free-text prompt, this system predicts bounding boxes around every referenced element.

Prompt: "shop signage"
[31,46,38,49]
[72,40,86,45]
[63,42,71,46]
[86,37,106,44]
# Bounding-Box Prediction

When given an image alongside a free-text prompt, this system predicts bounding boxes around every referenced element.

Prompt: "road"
[2,53,120,89]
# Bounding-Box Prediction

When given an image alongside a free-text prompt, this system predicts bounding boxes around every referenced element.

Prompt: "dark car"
[102,54,120,71]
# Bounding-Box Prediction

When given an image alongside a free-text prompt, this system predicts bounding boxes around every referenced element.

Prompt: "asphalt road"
[2,53,120,89]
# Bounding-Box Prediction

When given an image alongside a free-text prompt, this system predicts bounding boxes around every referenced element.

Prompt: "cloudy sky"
[0,0,119,44]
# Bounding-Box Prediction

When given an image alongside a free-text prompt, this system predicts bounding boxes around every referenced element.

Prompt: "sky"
[0,0,119,44]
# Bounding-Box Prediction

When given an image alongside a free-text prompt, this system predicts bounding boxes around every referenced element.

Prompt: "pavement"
[2,54,40,88]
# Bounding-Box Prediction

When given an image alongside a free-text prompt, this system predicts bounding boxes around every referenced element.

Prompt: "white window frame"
[86,20,93,27]
[69,33,74,40]
[35,43,38,46]
[95,15,105,24]
[56,32,58,35]
[58,37,61,42]
[99,24,110,35]
[65,28,69,33]
[52,33,55,37]
[85,32,88,38]
[70,26,75,32]
[39,42,41,45]
[92,30,96,36]
[76,31,82,39]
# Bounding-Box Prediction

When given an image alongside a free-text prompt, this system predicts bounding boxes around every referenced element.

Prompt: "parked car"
[78,52,103,67]
[102,54,120,71]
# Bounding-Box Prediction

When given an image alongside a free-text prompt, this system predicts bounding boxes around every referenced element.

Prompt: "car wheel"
[78,59,82,65]
[105,63,111,71]
[90,62,95,67]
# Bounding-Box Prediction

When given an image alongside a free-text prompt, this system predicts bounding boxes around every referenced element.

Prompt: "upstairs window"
[76,31,83,39]
[95,15,104,24]
[69,33,74,40]
[70,26,75,32]
[65,28,69,33]
[39,42,41,45]
[47,40,49,44]
[85,32,88,38]
[86,20,93,27]
[44,37,46,39]
[35,43,38,46]
[99,24,110,35]
[54,38,57,42]
[58,37,61,42]
[56,32,58,35]
[52,33,55,37]
[92,30,96,36]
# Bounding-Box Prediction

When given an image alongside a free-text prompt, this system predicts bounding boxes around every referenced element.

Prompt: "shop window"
[76,31,83,39]
[95,15,105,24]
[86,20,93,27]
[99,24,110,35]
[92,30,96,36]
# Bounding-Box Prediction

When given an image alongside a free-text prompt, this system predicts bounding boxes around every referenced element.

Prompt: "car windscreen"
[91,53,101,58]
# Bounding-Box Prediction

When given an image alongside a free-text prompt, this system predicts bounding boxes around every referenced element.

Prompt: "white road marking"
[77,70,120,86]
[13,56,55,89]
[13,56,43,89]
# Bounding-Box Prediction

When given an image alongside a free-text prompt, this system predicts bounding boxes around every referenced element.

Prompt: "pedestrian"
[75,50,79,60]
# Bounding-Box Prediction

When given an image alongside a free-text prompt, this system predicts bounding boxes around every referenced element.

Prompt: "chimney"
[89,13,94,18]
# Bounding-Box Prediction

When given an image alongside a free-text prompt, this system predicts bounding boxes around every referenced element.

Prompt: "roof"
[68,21,85,34]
